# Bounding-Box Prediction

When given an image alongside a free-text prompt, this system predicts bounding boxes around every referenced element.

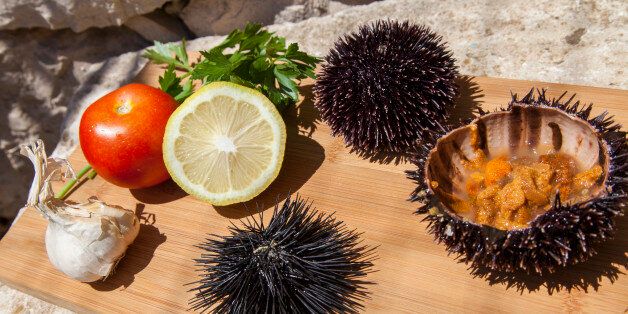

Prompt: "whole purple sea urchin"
[189,195,376,313]
[407,89,627,274]
[314,20,459,156]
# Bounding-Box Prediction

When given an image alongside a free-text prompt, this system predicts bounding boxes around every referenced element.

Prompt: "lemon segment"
[163,82,286,205]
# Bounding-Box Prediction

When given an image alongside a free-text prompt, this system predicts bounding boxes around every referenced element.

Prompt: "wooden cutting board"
[1,63,627,313]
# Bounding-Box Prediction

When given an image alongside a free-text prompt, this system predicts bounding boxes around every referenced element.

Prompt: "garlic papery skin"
[20,140,140,282]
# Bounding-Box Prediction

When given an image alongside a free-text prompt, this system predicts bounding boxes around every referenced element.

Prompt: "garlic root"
[20,140,140,282]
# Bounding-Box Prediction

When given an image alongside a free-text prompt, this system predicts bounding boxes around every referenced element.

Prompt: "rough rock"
[328,1,353,13]
[274,0,329,24]
[263,0,627,88]
[0,27,149,235]
[335,0,380,4]
[124,9,191,43]
[0,283,72,314]
[180,0,332,36]
[0,283,71,314]
[0,0,169,32]
[164,0,189,15]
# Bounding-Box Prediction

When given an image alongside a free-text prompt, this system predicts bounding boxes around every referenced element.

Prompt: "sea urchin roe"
[473,184,499,225]
[538,153,577,196]
[513,165,551,206]
[465,172,485,196]
[574,165,603,192]
[485,156,512,185]
[453,153,604,230]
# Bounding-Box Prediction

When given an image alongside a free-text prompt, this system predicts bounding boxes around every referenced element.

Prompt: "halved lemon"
[163,82,286,205]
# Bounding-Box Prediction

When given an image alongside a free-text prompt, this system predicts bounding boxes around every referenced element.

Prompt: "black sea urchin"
[407,89,627,274]
[189,195,376,313]
[314,20,459,156]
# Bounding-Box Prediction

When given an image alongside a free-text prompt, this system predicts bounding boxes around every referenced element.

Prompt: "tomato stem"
[55,165,96,199]
[87,169,97,180]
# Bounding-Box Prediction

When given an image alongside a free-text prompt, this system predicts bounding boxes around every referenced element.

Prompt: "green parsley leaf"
[193,49,233,81]
[143,23,321,112]
[174,79,193,102]
[143,40,193,72]
[158,64,183,98]
[274,66,299,101]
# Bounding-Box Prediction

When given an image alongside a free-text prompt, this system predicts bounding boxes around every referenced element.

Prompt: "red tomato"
[79,83,177,189]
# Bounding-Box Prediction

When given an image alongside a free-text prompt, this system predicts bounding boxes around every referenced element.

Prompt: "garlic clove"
[21,140,141,282]
[45,223,105,282]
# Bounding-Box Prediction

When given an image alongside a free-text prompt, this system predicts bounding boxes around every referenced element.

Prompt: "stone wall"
[0,0,169,31]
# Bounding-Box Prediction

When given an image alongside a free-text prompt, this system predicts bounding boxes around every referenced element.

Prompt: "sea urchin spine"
[189,195,376,313]
[314,20,459,156]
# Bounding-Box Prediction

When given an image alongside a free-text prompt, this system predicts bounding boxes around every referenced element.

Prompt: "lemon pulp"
[163,82,286,205]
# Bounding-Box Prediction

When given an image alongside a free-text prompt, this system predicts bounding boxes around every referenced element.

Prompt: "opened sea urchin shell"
[407,89,627,273]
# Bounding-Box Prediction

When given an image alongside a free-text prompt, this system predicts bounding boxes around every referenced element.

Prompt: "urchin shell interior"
[407,89,627,274]
[189,195,376,313]
[314,20,459,156]
[426,104,610,224]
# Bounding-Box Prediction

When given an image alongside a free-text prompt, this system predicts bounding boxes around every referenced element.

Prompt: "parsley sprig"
[143,23,320,111]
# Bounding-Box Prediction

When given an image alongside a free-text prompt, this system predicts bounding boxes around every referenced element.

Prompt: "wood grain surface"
[0,63,626,313]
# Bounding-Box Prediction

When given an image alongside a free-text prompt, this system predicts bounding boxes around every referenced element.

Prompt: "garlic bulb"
[20,140,140,282]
